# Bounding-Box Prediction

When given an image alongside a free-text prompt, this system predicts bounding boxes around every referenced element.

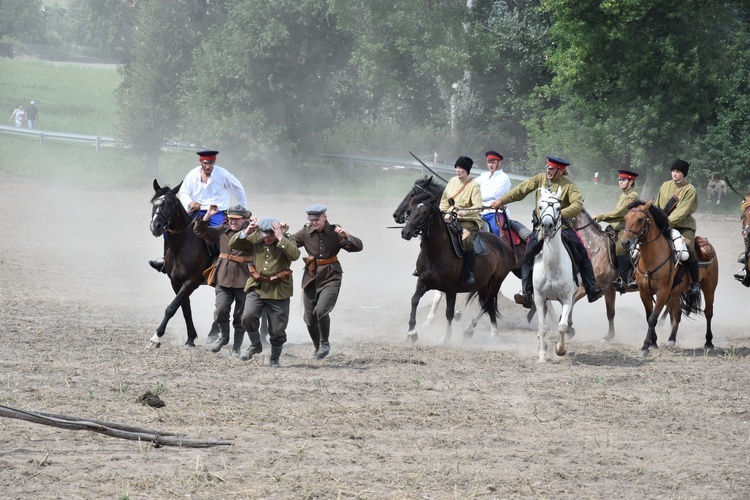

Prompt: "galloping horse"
[395,178,517,343]
[619,200,718,358]
[146,180,213,348]
[393,176,528,334]
[527,187,578,362]
[573,208,635,340]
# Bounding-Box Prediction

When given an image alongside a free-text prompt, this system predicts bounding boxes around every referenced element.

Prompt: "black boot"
[464,249,476,285]
[149,258,166,273]
[307,324,321,355]
[513,263,533,309]
[316,315,331,359]
[612,255,632,294]
[687,254,701,296]
[269,344,283,367]
[231,329,245,357]
[240,331,263,361]
[209,323,230,353]
[580,258,603,303]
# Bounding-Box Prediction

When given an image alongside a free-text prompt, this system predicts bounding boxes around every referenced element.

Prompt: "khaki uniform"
[194,219,252,288]
[439,176,482,249]
[655,180,698,244]
[500,172,584,227]
[595,187,640,256]
[229,231,301,299]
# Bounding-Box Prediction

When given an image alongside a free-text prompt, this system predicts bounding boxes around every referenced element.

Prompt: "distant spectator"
[706,174,726,205]
[26,101,38,129]
[9,104,24,128]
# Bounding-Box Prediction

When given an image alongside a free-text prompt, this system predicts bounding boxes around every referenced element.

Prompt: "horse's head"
[401,199,435,241]
[619,199,669,251]
[537,186,562,239]
[150,179,184,237]
[393,176,444,224]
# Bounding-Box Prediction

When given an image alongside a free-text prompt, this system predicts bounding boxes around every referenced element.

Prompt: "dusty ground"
[1,172,749,499]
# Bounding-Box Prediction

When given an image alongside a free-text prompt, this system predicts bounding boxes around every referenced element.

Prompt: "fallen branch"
[0,404,233,448]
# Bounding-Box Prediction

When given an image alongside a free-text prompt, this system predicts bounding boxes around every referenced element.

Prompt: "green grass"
[0,58,120,136]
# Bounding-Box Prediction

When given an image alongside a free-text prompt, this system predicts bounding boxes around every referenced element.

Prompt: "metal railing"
[0,125,121,152]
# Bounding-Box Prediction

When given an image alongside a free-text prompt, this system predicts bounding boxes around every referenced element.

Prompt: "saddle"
[446,221,490,258]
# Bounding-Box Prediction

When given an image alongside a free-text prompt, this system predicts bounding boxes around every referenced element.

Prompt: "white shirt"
[476,170,511,214]
[178,165,248,211]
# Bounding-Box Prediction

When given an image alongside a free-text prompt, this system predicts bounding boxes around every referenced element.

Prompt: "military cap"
[670,159,690,176]
[546,156,571,168]
[196,150,219,159]
[258,217,280,234]
[454,156,474,173]
[617,169,639,180]
[306,204,328,220]
[226,205,250,219]
[485,150,503,161]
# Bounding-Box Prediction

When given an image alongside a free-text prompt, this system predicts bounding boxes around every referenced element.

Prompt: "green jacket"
[654,180,697,232]
[499,172,584,227]
[229,230,301,299]
[595,187,640,232]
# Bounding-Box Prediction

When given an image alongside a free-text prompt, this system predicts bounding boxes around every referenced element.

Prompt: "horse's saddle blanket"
[446,222,490,258]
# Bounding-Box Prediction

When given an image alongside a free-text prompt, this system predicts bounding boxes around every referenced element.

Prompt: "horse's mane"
[413,176,445,205]
[627,200,671,231]
[150,185,175,202]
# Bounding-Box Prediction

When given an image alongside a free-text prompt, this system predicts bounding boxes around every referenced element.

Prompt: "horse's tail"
[465,290,500,319]
[679,291,704,317]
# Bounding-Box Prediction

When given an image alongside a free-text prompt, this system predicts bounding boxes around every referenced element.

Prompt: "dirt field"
[1,172,749,499]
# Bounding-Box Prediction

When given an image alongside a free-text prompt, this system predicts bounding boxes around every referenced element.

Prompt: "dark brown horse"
[395,178,517,343]
[619,200,718,358]
[146,180,213,348]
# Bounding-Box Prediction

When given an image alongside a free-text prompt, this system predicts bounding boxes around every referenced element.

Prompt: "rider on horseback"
[439,156,483,285]
[654,159,701,297]
[490,156,604,308]
[594,169,641,294]
[476,150,512,236]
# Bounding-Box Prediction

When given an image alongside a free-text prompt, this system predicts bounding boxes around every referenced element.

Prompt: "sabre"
[409,151,449,183]
[725,176,745,200]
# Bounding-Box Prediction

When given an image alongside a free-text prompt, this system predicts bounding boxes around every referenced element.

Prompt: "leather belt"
[316,256,338,266]
[218,252,253,263]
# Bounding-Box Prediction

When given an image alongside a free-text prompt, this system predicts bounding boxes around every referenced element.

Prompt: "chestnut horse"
[739,195,750,287]
[619,200,718,358]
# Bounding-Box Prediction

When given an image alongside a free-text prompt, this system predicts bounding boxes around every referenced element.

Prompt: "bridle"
[538,196,562,239]
[152,193,193,234]
[403,201,434,237]
[623,206,674,282]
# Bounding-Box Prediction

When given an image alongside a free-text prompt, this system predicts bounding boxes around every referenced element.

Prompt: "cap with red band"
[546,156,571,169]
[617,169,639,180]
[485,150,504,161]
[196,149,219,161]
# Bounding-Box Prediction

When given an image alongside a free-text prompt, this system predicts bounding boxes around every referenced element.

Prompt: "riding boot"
[464,249,476,285]
[307,324,321,353]
[149,257,166,273]
[205,321,220,344]
[231,329,245,357]
[580,258,603,303]
[210,323,230,353]
[316,315,331,359]
[513,263,533,309]
[612,255,631,294]
[269,344,283,368]
[240,331,263,361]
[687,254,701,296]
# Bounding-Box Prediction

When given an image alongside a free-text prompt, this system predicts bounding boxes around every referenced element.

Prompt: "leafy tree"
[116,0,212,171]
[0,0,45,43]
[63,0,136,59]
[532,0,735,187]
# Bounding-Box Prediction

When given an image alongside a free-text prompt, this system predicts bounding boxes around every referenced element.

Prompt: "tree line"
[5,0,750,190]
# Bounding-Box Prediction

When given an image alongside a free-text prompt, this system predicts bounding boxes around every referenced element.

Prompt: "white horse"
[532,187,578,362]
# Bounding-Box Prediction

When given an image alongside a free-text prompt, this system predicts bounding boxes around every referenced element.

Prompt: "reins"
[625,207,675,285]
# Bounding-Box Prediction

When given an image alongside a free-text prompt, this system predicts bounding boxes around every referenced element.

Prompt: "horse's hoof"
[637,349,649,359]
[145,340,161,349]
[185,341,196,348]
[667,340,675,348]
[406,332,418,343]
[556,347,567,357]
[601,333,615,342]
[705,343,714,350]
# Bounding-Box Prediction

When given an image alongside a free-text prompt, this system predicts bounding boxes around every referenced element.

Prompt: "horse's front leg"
[535,296,549,363]
[639,288,665,358]
[439,293,457,344]
[407,280,429,342]
[602,288,616,342]
[423,291,443,327]
[666,296,682,348]
[178,293,199,347]
[556,299,572,357]
[147,280,200,349]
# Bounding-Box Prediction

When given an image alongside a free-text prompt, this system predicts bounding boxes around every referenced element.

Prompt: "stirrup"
[514,292,532,309]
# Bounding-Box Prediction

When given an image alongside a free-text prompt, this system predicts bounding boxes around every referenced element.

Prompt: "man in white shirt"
[149,149,248,272]
[475,150,511,236]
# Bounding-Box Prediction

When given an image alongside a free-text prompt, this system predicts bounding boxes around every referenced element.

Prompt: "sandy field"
[1,171,749,499]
